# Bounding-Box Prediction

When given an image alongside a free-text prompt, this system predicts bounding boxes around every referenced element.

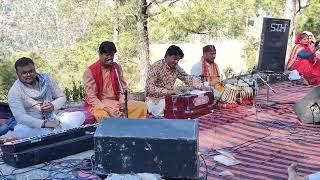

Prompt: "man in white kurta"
[191,45,220,84]
[7,57,85,139]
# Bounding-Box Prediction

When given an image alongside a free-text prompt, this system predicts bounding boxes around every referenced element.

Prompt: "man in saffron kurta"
[191,45,220,85]
[83,41,147,121]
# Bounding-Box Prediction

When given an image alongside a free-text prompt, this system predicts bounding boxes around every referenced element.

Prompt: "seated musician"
[286,32,320,85]
[83,41,147,121]
[7,57,85,138]
[145,45,203,117]
[191,45,221,86]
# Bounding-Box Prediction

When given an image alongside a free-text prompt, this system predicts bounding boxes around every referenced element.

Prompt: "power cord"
[198,152,208,180]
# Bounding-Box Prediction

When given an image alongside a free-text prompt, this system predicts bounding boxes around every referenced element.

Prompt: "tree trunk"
[284,0,297,64]
[113,0,120,62]
[137,0,151,90]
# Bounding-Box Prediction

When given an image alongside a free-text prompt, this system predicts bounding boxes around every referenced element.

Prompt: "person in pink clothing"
[286,32,320,85]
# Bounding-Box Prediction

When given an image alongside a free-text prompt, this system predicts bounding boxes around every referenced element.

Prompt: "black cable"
[231,119,301,152]
[209,117,319,155]
[74,155,98,180]
[0,163,48,179]
[0,157,95,180]
[42,159,83,179]
[199,154,208,180]
[209,120,272,153]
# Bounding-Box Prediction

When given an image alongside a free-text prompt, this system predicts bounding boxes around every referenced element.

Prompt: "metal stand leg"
[248,81,261,113]
[114,64,129,118]
[263,75,277,107]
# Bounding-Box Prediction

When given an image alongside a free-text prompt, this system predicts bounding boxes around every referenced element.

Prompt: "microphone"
[199,75,213,81]
[199,75,213,78]
[251,69,257,75]
[315,41,319,47]
[106,60,115,65]
[199,75,205,83]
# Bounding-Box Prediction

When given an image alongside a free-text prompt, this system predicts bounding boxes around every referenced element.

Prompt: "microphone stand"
[256,73,277,107]
[123,89,128,118]
[199,75,205,85]
[113,63,129,118]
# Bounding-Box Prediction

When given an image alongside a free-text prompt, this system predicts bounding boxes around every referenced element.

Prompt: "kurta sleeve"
[48,77,66,110]
[145,66,170,97]
[83,68,105,109]
[176,65,193,86]
[191,61,202,81]
[8,87,44,128]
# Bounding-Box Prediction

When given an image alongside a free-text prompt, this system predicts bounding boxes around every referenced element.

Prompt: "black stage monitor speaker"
[257,17,290,72]
[94,118,199,179]
[0,102,12,119]
[293,86,320,123]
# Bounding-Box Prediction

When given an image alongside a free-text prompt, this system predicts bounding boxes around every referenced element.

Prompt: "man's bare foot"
[288,163,305,180]
[288,163,298,174]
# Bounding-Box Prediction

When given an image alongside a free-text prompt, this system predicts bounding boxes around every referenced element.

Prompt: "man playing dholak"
[145,45,203,117]
[83,41,147,121]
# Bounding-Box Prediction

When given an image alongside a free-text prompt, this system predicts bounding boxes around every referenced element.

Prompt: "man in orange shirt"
[83,41,147,121]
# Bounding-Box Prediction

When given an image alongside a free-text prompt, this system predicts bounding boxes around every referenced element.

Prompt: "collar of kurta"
[89,60,120,100]
[201,56,219,82]
[163,59,177,72]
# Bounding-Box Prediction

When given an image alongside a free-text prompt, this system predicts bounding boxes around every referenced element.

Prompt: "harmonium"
[164,91,214,119]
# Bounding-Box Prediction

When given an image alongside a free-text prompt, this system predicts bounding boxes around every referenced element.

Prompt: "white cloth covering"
[9,111,85,139]
[307,172,320,180]
[146,98,165,117]
[288,70,301,81]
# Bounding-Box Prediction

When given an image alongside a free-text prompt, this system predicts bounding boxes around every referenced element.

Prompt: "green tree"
[296,0,320,39]
[0,61,16,102]
[11,52,53,74]
[149,0,284,42]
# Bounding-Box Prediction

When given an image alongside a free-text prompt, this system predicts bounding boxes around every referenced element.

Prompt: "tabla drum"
[237,83,253,102]
[220,84,240,103]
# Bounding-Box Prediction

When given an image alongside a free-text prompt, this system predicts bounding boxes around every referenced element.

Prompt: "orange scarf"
[201,56,219,82]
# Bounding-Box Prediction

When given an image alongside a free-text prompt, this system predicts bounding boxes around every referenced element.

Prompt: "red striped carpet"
[198,82,320,180]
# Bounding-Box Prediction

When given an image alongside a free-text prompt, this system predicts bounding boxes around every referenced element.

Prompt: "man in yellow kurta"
[83,41,147,122]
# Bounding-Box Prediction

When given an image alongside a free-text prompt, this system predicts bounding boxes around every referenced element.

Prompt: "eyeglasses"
[20,69,36,77]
